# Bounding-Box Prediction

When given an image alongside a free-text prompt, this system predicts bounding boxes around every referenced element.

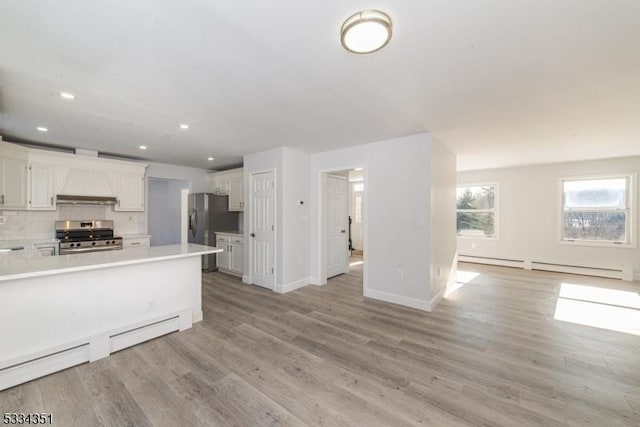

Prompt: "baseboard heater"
[0,312,185,391]
[459,255,623,280]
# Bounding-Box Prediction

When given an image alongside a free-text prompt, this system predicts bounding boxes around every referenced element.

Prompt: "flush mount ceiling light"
[207,157,214,161]
[59,92,75,100]
[341,10,392,54]
[179,124,190,130]
[138,145,147,150]
[36,126,48,132]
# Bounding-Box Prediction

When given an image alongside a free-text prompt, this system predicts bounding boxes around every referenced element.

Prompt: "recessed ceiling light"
[341,10,392,54]
[36,126,48,132]
[138,145,147,150]
[354,167,363,171]
[207,157,214,161]
[60,92,75,100]
[179,124,190,130]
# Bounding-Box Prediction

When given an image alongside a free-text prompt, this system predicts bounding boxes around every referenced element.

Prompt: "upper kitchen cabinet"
[28,163,55,210]
[0,157,28,209]
[114,171,145,211]
[210,168,244,211]
[0,142,28,210]
[211,171,229,195]
[0,141,148,211]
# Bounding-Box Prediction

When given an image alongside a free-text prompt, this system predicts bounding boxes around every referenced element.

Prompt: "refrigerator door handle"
[190,208,198,238]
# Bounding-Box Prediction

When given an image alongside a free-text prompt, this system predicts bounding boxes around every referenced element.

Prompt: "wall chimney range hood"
[56,195,118,205]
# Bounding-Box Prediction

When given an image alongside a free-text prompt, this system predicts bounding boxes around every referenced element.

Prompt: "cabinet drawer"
[216,235,230,243]
[232,237,243,244]
[123,237,150,248]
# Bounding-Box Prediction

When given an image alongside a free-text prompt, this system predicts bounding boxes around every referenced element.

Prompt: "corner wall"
[309,133,436,310]
[429,140,458,307]
[458,156,640,279]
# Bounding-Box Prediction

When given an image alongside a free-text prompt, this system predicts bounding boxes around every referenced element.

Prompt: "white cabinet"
[228,176,244,211]
[210,168,244,211]
[212,173,229,195]
[230,236,244,275]
[0,157,28,209]
[122,235,151,248]
[115,172,145,211]
[216,234,231,270]
[216,233,243,276]
[28,163,55,210]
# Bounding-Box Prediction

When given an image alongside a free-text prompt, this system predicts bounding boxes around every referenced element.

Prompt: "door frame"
[246,168,277,290]
[318,166,368,293]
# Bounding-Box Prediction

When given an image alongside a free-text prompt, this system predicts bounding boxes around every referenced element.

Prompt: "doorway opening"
[321,167,366,294]
[148,177,190,246]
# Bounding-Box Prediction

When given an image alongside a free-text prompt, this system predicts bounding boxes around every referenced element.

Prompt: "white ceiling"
[1,1,639,171]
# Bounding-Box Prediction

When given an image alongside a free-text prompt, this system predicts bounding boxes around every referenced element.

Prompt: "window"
[456,183,498,238]
[560,175,634,245]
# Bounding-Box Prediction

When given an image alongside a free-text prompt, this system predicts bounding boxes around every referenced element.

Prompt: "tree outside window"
[456,184,497,238]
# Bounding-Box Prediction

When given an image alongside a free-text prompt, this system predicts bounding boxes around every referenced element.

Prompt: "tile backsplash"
[0,206,144,240]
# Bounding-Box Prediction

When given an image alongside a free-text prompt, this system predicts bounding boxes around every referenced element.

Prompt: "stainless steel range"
[55,220,123,255]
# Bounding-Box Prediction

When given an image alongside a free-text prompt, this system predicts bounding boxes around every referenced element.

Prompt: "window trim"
[456,181,500,240]
[557,173,637,249]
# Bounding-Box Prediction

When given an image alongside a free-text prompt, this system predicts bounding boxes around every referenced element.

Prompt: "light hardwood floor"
[1,261,639,426]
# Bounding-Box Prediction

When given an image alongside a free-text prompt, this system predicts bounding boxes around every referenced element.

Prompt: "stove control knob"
[106,241,110,245]
[112,240,117,244]
[69,243,75,248]
[91,242,97,246]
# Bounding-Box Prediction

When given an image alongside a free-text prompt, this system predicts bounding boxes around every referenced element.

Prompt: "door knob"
[341,230,346,233]
[250,233,256,237]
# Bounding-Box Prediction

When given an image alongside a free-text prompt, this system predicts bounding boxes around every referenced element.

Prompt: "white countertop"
[119,234,152,239]
[216,231,243,236]
[0,238,59,249]
[0,243,221,282]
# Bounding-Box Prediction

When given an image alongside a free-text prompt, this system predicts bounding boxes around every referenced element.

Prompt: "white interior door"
[327,174,349,278]
[250,171,275,289]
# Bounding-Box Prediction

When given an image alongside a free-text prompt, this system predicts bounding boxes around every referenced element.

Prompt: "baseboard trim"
[274,277,312,294]
[428,287,446,311]
[242,275,250,284]
[532,262,622,280]
[308,276,323,286]
[459,255,524,269]
[364,288,430,312]
[459,254,631,281]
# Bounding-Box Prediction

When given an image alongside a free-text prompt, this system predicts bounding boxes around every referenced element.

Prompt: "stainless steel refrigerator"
[188,193,239,272]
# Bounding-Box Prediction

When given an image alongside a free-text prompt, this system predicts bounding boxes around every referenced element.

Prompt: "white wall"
[309,133,453,311]
[242,147,311,291]
[430,140,458,305]
[281,147,311,287]
[458,156,640,278]
[146,162,211,193]
[243,147,284,285]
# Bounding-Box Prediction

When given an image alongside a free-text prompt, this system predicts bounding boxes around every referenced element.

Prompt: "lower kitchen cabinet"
[216,233,243,276]
[122,235,151,248]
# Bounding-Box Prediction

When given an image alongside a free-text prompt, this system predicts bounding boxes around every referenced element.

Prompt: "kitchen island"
[0,243,221,391]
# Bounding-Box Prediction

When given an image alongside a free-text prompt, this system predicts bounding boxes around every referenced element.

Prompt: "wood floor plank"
[1,260,638,426]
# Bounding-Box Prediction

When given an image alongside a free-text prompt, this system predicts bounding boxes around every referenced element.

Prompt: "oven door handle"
[61,246,122,254]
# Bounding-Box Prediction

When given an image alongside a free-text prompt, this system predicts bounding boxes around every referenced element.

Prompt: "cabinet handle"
[50,196,54,206]
[1,194,4,205]
[229,244,232,252]
[130,242,141,246]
